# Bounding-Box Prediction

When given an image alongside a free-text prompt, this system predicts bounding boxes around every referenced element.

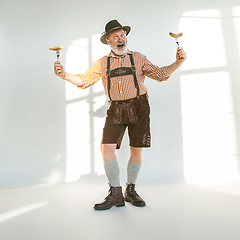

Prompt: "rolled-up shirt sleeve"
[142,55,170,82]
[76,60,102,89]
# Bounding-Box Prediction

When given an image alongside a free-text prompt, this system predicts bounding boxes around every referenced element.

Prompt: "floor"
[0,180,240,240]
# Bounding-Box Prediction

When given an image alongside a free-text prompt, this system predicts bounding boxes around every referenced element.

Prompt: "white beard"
[109,40,128,56]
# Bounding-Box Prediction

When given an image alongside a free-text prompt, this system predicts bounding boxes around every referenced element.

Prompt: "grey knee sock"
[103,158,120,187]
[127,161,141,184]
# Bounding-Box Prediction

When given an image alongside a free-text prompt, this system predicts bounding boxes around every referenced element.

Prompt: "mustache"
[117,41,125,46]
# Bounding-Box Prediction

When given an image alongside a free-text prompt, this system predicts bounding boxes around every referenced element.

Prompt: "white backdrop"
[1,0,240,188]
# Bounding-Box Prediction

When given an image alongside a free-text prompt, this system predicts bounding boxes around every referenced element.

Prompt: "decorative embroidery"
[113,108,121,124]
[127,107,138,124]
[115,69,127,75]
[142,134,151,146]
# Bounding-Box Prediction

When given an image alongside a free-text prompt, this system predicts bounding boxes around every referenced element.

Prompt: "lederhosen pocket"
[127,106,138,124]
[113,107,122,124]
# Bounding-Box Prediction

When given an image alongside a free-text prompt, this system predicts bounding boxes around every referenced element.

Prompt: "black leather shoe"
[94,186,125,210]
[124,183,146,207]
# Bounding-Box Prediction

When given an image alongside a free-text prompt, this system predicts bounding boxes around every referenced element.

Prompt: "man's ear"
[106,39,110,45]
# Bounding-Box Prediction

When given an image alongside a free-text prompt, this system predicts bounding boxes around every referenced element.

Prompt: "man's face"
[106,29,128,56]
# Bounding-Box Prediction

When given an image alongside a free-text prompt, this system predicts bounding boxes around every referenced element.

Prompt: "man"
[54,20,187,210]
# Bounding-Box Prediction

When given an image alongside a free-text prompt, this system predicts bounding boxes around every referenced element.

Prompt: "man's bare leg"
[129,146,142,163]
[101,144,117,161]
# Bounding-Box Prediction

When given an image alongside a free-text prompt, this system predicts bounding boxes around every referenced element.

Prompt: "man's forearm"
[165,47,187,77]
[165,61,182,77]
[63,73,83,87]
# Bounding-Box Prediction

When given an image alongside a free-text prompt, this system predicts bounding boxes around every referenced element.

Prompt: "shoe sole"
[94,202,125,210]
[124,198,146,207]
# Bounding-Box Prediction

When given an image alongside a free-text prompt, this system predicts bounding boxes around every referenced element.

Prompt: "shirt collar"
[108,49,131,58]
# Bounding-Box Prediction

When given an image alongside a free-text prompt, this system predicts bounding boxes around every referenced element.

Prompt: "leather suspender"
[128,53,140,98]
[106,57,112,101]
[106,53,140,101]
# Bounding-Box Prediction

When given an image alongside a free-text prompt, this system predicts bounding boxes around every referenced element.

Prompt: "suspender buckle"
[106,69,111,76]
[131,65,136,72]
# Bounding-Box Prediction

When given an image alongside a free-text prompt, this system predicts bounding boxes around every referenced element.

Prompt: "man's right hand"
[54,61,66,79]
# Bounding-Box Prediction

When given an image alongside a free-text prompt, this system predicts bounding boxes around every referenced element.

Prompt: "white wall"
[1,0,240,188]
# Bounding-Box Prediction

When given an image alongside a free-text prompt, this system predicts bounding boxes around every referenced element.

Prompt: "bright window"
[65,34,109,182]
[179,9,240,184]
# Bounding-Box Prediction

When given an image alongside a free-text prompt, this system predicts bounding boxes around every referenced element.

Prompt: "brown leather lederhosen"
[102,53,151,149]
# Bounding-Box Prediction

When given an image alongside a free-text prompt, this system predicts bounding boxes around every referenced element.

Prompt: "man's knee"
[130,146,142,158]
[101,144,117,160]
[101,144,115,154]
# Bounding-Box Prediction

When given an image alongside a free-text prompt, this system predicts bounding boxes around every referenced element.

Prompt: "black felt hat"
[100,20,131,44]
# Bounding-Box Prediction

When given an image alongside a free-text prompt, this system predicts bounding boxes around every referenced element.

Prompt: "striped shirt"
[76,49,169,101]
